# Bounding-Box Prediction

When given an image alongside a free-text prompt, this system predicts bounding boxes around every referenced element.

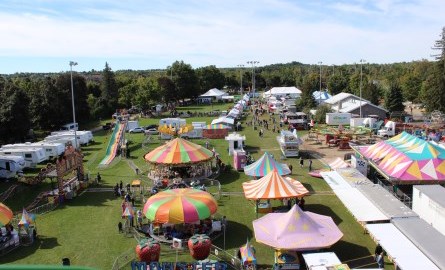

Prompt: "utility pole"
[237,64,244,96]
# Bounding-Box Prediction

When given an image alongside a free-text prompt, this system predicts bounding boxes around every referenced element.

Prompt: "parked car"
[129,127,144,133]
[144,124,158,130]
[145,128,159,135]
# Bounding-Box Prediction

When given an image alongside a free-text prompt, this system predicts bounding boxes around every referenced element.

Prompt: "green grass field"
[0,102,392,269]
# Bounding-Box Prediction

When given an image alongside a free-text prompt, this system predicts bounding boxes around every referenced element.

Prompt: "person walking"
[308,159,313,171]
[299,157,304,168]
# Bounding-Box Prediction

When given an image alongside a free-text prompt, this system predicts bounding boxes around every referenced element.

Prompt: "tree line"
[0,28,444,144]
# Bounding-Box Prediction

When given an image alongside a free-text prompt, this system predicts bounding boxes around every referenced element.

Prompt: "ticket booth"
[225,132,246,156]
[233,149,247,171]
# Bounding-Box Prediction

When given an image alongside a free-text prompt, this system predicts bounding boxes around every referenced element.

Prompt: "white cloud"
[0,0,444,73]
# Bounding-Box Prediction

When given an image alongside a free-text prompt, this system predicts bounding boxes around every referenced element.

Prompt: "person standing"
[308,159,313,171]
[299,157,304,168]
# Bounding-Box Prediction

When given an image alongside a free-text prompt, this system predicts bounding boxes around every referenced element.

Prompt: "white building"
[413,185,445,236]
[324,92,387,119]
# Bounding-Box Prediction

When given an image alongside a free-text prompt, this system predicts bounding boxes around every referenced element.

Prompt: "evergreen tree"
[101,62,118,116]
[362,82,381,106]
[385,83,405,112]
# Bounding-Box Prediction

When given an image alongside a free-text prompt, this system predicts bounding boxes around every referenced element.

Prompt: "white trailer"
[325,113,351,126]
[50,130,93,144]
[44,136,79,149]
[412,185,445,236]
[0,155,25,179]
[0,147,47,168]
[159,118,187,139]
[1,142,64,160]
[180,122,205,139]
[60,122,78,131]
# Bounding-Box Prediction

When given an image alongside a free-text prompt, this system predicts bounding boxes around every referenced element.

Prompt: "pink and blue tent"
[243,152,291,177]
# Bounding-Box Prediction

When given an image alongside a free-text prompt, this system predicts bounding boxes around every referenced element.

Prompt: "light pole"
[318,61,322,104]
[69,61,78,150]
[247,61,259,100]
[359,59,366,118]
[237,64,244,96]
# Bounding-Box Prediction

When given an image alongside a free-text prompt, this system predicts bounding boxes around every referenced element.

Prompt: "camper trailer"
[159,118,187,139]
[0,155,25,179]
[44,136,79,149]
[50,130,93,145]
[0,147,47,168]
[60,122,79,131]
[284,112,308,130]
[1,142,64,160]
[180,122,205,139]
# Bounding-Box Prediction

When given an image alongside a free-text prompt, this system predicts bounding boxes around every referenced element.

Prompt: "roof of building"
[414,185,445,209]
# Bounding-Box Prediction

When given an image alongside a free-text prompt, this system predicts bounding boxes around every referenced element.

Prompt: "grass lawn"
[0,103,392,269]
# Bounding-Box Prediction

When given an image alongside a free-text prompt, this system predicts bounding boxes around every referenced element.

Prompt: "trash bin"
[62,258,70,266]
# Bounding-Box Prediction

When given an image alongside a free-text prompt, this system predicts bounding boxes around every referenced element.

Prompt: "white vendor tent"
[392,217,445,270]
[263,87,302,99]
[302,252,341,269]
[333,189,388,223]
[211,117,235,126]
[366,223,440,270]
[199,88,228,101]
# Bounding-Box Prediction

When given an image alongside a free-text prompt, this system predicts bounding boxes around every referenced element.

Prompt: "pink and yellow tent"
[358,132,445,182]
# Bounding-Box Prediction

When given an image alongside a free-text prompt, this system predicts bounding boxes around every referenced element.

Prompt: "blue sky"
[0,0,444,74]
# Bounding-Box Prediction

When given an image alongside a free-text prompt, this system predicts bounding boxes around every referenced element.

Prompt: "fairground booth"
[202,124,230,139]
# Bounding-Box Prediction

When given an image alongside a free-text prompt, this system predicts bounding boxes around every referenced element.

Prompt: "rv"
[180,122,205,139]
[0,155,25,179]
[1,142,64,160]
[159,118,187,139]
[44,136,79,149]
[49,131,93,145]
[276,130,303,157]
[61,122,79,131]
[0,147,47,168]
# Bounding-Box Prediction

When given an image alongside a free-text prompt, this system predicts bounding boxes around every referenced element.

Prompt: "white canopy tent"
[211,117,235,126]
[263,87,302,99]
[199,88,228,100]
[366,223,440,270]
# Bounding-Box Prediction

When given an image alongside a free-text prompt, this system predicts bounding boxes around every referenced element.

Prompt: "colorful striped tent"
[143,188,218,224]
[253,204,343,250]
[0,203,13,226]
[203,124,230,130]
[244,152,291,177]
[239,239,257,266]
[18,208,34,228]
[144,138,214,165]
[358,132,445,182]
[243,170,309,199]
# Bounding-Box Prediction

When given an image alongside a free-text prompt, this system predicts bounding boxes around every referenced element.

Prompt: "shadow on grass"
[55,190,118,208]
[332,240,376,268]
[0,236,60,264]
[304,203,343,225]
[244,146,260,154]
[212,220,253,250]
[216,169,241,185]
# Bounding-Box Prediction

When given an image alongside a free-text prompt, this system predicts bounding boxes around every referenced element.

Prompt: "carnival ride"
[100,121,126,165]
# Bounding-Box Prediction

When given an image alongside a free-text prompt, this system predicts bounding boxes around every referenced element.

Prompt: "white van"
[61,122,79,131]
[0,147,47,168]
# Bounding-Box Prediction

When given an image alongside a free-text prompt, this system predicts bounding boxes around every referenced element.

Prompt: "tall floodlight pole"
[237,64,244,96]
[247,61,259,100]
[69,61,78,149]
[318,61,322,105]
[359,59,366,118]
